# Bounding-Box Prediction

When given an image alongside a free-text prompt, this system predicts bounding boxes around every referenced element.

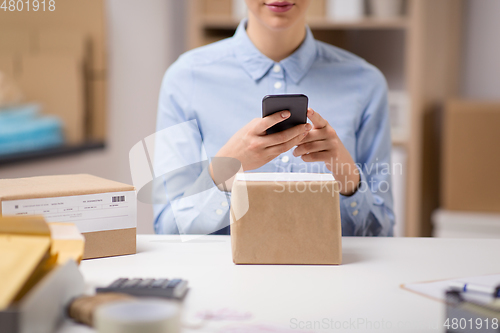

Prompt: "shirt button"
[353,210,359,216]
[274,82,282,89]
[350,202,357,208]
[281,156,289,163]
[221,201,228,207]
[273,64,281,73]
[216,209,223,215]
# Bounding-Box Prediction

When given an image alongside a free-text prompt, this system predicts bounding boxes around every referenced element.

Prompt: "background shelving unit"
[185,0,463,237]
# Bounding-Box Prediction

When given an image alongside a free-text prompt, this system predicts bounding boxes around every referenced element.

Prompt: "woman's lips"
[265,1,294,13]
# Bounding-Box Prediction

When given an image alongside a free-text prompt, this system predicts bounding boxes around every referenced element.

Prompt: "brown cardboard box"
[0,0,106,72]
[204,0,232,16]
[38,31,88,60]
[442,100,500,213]
[0,55,15,78]
[0,31,32,54]
[230,173,342,265]
[307,0,326,18]
[19,54,85,144]
[88,77,107,141]
[0,0,107,142]
[0,174,137,259]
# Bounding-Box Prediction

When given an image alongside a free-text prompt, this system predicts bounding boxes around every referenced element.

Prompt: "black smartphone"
[262,94,309,135]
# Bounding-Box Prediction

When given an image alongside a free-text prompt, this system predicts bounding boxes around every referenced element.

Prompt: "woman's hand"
[210,111,312,186]
[293,108,360,196]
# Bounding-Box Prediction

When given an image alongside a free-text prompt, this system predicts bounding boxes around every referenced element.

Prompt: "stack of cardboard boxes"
[0,0,107,145]
[0,174,136,259]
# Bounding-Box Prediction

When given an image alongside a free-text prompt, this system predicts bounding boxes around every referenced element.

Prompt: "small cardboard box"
[442,100,500,213]
[230,173,342,265]
[0,174,136,259]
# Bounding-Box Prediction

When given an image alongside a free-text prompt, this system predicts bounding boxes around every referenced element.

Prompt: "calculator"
[96,278,189,300]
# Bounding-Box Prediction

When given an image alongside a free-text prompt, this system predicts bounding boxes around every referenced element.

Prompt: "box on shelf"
[0,55,15,79]
[441,100,500,213]
[204,0,232,16]
[88,77,107,141]
[19,54,85,144]
[37,30,89,60]
[230,173,342,265]
[307,0,326,18]
[0,0,107,144]
[0,31,32,54]
[0,174,137,259]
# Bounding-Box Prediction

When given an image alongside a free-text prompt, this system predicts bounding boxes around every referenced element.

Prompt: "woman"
[153,0,394,236]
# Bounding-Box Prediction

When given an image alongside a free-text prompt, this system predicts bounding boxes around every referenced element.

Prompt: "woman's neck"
[246,14,307,62]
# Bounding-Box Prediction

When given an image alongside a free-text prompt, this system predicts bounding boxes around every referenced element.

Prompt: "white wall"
[0,0,184,234]
[461,0,500,99]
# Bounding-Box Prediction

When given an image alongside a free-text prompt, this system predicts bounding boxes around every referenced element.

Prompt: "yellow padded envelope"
[0,234,50,310]
[0,216,85,310]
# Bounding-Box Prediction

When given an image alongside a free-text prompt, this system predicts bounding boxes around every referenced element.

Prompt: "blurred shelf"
[0,141,105,167]
[201,16,409,30]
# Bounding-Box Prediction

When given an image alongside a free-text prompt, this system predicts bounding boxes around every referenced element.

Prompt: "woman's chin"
[261,16,298,31]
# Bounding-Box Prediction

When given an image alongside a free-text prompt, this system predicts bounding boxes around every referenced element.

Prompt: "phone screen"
[262,94,308,135]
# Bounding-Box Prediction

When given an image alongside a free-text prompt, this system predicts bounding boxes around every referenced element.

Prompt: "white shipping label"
[2,191,137,233]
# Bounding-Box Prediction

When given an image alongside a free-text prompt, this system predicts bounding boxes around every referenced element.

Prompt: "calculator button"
[109,278,128,288]
[137,279,155,288]
[121,278,142,288]
[166,279,182,289]
[160,280,171,288]
[151,279,169,288]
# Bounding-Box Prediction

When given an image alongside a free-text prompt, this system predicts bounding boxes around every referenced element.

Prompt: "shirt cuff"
[171,167,232,234]
[340,170,380,235]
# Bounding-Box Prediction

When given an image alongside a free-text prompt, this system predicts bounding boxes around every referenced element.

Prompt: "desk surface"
[59,235,500,333]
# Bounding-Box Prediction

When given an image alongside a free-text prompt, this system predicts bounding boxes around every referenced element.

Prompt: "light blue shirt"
[154,20,394,237]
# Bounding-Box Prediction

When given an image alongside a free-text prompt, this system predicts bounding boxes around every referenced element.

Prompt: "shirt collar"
[233,19,317,84]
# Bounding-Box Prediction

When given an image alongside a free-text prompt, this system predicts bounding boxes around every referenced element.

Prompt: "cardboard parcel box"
[230,173,342,265]
[442,100,500,213]
[0,174,136,259]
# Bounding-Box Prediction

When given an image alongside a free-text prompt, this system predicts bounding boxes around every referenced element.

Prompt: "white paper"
[236,172,335,182]
[403,274,500,301]
[2,191,137,233]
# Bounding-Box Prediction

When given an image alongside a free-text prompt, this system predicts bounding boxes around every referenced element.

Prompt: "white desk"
[59,235,500,333]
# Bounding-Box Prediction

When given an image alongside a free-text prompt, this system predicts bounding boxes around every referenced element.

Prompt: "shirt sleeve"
[153,59,231,235]
[339,65,395,236]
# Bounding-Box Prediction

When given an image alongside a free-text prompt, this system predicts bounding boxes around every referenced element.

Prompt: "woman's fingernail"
[305,124,312,131]
[281,111,290,118]
[308,108,314,116]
